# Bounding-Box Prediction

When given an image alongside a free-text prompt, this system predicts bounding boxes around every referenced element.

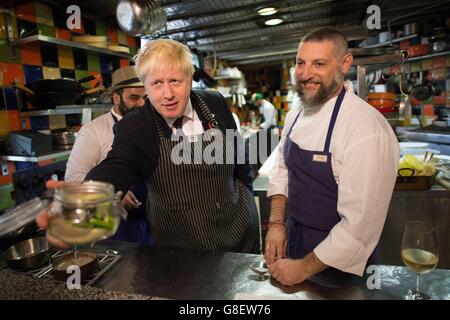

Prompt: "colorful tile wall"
[73,49,87,70]
[55,28,72,41]
[37,23,55,37]
[7,110,22,132]
[57,46,74,69]
[20,42,42,66]
[118,30,127,46]
[0,40,21,64]
[107,26,118,43]
[87,53,100,72]
[0,63,25,86]
[83,18,96,35]
[42,66,61,79]
[35,2,54,26]
[3,88,18,109]
[29,115,49,130]
[0,110,8,136]
[0,183,15,208]
[23,64,43,85]
[40,45,58,67]
[96,21,106,36]
[15,2,37,23]
[127,36,136,48]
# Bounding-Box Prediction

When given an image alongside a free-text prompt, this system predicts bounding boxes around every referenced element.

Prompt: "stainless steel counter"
[1,240,449,300]
[66,241,450,300]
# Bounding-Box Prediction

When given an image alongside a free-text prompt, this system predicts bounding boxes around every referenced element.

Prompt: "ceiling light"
[258,7,277,16]
[264,18,283,26]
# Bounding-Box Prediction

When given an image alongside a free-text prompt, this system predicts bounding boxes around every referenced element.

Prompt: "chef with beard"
[264,27,399,286]
[65,66,153,244]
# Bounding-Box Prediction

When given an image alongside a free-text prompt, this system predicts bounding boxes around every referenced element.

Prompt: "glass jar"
[48,181,123,245]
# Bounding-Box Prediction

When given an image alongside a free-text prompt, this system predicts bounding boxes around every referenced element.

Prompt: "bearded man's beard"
[296,71,343,115]
[118,95,136,117]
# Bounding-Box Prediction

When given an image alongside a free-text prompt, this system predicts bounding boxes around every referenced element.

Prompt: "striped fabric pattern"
[146,92,260,253]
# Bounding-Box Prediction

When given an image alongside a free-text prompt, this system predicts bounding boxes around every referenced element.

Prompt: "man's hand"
[269,253,328,286]
[36,180,70,249]
[121,191,142,211]
[264,224,287,264]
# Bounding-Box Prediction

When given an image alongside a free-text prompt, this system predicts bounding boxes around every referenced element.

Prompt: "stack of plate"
[73,36,108,48]
[108,44,130,53]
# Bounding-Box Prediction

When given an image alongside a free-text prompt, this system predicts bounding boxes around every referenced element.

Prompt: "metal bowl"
[116,0,166,36]
[4,236,50,270]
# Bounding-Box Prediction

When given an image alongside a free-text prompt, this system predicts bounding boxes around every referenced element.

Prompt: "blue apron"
[284,88,376,264]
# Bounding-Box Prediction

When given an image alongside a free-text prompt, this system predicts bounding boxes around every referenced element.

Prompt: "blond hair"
[134,39,194,82]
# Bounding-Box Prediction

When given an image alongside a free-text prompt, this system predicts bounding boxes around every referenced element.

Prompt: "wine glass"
[401,221,439,300]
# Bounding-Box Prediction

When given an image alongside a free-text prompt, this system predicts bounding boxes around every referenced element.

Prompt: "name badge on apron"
[312,154,328,162]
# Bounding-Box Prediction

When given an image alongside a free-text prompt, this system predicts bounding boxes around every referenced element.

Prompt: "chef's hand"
[264,224,287,264]
[269,259,307,286]
[121,191,142,211]
[36,180,71,249]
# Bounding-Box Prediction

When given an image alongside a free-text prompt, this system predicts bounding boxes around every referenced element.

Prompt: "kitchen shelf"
[20,104,111,116]
[406,50,450,62]
[1,150,71,162]
[361,33,418,48]
[10,35,132,59]
[352,54,404,66]
[214,76,242,80]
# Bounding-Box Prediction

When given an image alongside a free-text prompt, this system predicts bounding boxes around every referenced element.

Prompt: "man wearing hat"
[251,93,277,130]
[65,65,152,244]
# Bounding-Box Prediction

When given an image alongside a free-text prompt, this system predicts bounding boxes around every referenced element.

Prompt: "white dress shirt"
[259,99,277,129]
[65,107,121,182]
[267,81,400,276]
[166,99,204,136]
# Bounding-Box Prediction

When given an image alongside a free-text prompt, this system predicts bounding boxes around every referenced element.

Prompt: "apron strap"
[287,110,302,137]
[111,112,119,123]
[323,87,346,152]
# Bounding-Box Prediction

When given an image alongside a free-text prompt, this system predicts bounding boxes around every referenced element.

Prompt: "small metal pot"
[52,250,98,281]
[4,236,50,271]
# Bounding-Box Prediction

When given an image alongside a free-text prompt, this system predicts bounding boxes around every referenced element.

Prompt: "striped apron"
[146,92,260,253]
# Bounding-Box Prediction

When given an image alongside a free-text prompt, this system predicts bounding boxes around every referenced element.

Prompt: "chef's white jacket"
[65,108,122,182]
[267,81,400,276]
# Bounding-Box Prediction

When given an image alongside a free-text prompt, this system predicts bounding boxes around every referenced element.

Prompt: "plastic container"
[0,197,48,238]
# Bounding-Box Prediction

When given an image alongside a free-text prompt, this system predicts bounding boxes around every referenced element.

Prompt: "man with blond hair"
[41,39,260,253]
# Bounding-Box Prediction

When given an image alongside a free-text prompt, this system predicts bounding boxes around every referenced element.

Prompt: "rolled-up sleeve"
[314,129,399,275]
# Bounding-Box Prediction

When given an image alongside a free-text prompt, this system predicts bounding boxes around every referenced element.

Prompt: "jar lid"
[0,197,48,237]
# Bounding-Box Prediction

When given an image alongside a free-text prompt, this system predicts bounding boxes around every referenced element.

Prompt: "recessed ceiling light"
[264,18,283,26]
[258,7,277,16]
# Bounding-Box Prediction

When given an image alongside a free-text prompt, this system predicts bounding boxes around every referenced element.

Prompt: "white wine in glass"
[401,221,439,300]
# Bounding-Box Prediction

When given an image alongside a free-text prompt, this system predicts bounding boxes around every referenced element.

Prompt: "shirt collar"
[164,98,193,127]
[111,107,122,121]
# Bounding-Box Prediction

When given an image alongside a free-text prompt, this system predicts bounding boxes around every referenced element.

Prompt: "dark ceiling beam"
[162,0,366,35]
[164,0,289,20]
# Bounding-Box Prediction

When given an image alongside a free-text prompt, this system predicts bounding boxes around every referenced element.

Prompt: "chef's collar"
[165,98,194,127]
[111,107,123,122]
